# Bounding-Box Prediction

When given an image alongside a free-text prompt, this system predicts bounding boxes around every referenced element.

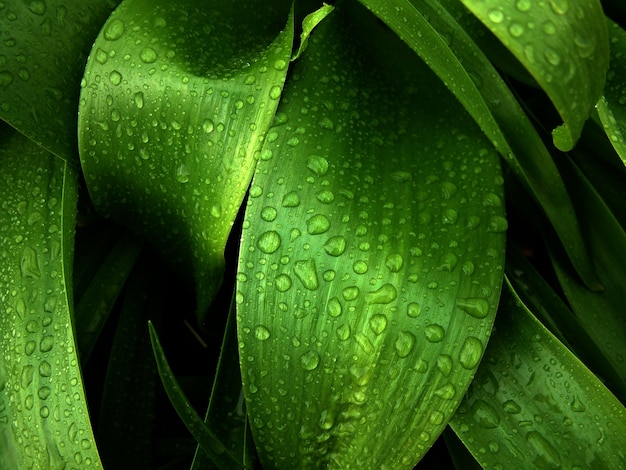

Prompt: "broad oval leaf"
[451,279,626,469]
[236,3,506,468]
[0,0,121,162]
[459,0,609,151]
[0,125,102,469]
[78,0,294,316]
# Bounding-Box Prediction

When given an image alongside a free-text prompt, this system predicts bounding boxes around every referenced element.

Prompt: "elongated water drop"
[294,259,318,290]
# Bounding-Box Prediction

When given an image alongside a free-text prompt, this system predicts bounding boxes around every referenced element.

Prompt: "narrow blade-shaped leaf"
[78,0,294,317]
[237,3,506,467]
[0,0,121,161]
[451,280,626,469]
[460,0,609,151]
[0,125,102,469]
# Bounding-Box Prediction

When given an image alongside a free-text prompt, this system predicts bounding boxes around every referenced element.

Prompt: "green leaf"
[358,0,602,292]
[0,0,121,162]
[292,3,335,61]
[236,3,506,467]
[459,0,609,151]
[594,19,626,166]
[148,321,240,470]
[547,155,626,402]
[450,279,626,469]
[0,125,102,469]
[78,0,294,317]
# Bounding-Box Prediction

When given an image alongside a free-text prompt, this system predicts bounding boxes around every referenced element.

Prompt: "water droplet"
[326,298,342,318]
[0,70,13,87]
[28,1,47,15]
[306,214,330,235]
[21,365,34,388]
[549,0,569,15]
[442,209,458,225]
[542,20,557,35]
[315,190,334,204]
[109,70,122,86]
[342,286,360,301]
[306,155,329,176]
[95,48,108,65]
[175,164,190,183]
[429,410,445,425]
[369,314,387,335]
[435,383,456,400]
[140,47,157,64]
[503,399,521,414]
[353,260,368,274]
[20,246,40,279]
[134,91,144,109]
[273,59,287,70]
[456,298,490,318]
[300,350,320,371]
[40,406,50,418]
[37,386,51,400]
[323,269,335,281]
[471,399,500,428]
[261,206,277,222]
[366,283,397,305]
[516,0,531,11]
[526,431,561,467]
[437,354,453,376]
[459,336,484,369]
[323,236,346,256]
[395,331,416,358]
[425,324,445,343]
[391,171,412,182]
[202,119,214,133]
[39,361,51,377]
[488,9,504,23]
[269,86,281,99]
[282,191,300,207]
[407,302,421,318]
[257,231,282,254]
[275,273,292,292]
[104,19,125,41]
[385,253,403,273]
[438,252,458,272]
[294,259,318,290]
[570,395,585,412]
[508,22,524,38]
[39,335,54,352]
[336,324,351,340]
[254,325,270,341]
[441,182,457,199]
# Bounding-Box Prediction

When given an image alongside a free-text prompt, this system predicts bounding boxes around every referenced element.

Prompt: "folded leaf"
[0,125,102,469]
[460,0,609,151]
[451,280,626,469]
[0,0,121,161]
[236,3,506,467]
[78,0,294,317]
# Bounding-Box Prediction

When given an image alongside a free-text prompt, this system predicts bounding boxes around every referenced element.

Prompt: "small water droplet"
[342,286,360,301]
[39,335,54,352]
[385,253,403,273]
[306,214,330,235]
[516,0,531,11]
[542,20,557,35]
[508,22,524,38]
[306,155,329,176]
[326,297,342,317]
[140,47,157,64]
[526,431,561,467]
[459,336,484,369]
[282,191,300,207]
[391,171,412,182]
[315,190,334,204]
[435,383,456,400]
[437,354,453,376]
[202,119,214,133]
[104,19,125,41]
[21,365,34,388]
[37,386,51,400]
[20,246,40,279]
[323,236,346,256]
[395,331,416,358]
[429,410,445,425]
[442,209,458,225]
[353,260,368,274]
[254,325,270,341]
[407,302,421,318]
[425,324,445,343]
[366,283,397,305]
[368,314,387,335]
[257,231,282,254]
[269,86,282,100]
[438,252,458,272]
[570,395,585,412]
[28,1,47,15]
[39,361,51,377]
[275,273,292,292]
[300,350,320,371]
[456,298,490,318]
[175,164,190,183]
[549,0,569,15]
[336,324,351,340]
[503,399,521,414]
[294,259,318,290]
[471,399,500,428]
[109,70,122,86]
[261,206,277,222]
[488,9,504,23]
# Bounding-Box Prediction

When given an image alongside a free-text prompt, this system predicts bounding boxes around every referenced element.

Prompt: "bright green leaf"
[236,3,506,467]
[78,0,294,318]
[292,3,335,61]
[0,125,102,469]
[0,0,121,162]
[460,0,609,151]
[451,279,626,469]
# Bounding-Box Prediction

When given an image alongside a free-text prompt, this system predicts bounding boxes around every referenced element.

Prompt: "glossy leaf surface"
[237,3,506,468]
[79,0,294,316]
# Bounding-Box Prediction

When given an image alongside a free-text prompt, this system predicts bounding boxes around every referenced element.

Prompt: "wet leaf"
[0,124,102,469]
[451,280,626,469]
[78,0,294,317]
[0,0,121,162]
[460,0,609,151]
[236,3,506,468]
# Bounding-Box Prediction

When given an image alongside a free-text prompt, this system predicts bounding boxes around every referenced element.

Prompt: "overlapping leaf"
[236,3,506,467]
[460,0,609,151]
[0,0,121,161]
[451,280,626,469]
[0,125,101,469]
[78,0,294,317]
